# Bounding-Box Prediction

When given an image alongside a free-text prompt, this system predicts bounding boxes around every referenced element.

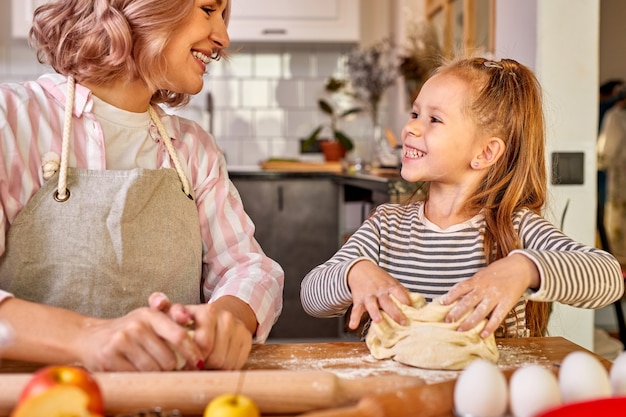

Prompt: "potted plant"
[303,78,363,161]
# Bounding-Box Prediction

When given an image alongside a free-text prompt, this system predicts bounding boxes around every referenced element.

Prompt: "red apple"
[11,385,101,417]
[16,365,103,416]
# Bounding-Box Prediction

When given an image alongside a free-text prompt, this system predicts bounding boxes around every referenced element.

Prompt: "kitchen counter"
[228,165,422,204]
[0,337,609,417]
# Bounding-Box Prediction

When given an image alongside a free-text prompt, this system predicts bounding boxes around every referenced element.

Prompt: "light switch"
[551,152,584,185]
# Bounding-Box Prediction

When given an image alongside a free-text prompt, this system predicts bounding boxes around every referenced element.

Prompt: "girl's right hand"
[346,259,411,329]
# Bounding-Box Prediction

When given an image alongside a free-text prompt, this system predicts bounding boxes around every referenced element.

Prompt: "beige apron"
[0,76,203,318]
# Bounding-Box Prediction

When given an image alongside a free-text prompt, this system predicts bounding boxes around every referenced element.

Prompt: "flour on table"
[244,342,552,384]
[365,293,499,370]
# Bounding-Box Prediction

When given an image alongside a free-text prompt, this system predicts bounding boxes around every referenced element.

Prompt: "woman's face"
[161,0,230,95]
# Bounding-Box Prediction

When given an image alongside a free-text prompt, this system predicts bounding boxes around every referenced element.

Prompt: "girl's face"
[161,0,229,95]
[400,73,484,185]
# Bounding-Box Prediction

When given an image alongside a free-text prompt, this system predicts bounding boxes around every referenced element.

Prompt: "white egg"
[509,364,561,417]
[454,359,508,417]
[559,350,611,403]
[610,350,626,396]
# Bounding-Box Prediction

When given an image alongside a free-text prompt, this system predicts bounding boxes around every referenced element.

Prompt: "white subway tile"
[255,109,284,137]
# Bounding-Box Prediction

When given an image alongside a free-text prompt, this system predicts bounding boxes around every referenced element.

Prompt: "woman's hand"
[440,253,540,337]
[149,293,254,370]
[184,296,255,370]
[77,306,205,372]
[346,260,411,329]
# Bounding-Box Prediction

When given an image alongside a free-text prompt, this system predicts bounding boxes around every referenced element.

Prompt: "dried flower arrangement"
[398,20,443,104]
[345,37,398,125]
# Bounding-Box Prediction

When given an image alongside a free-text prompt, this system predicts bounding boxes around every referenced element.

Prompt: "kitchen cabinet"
[11,0,47,38]
[336,172,423,241]
[12,0,360,43]
[230,173,344,340]
[228,0,360,43]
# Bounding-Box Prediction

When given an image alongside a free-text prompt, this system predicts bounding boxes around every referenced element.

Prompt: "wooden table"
[0,337,611,416]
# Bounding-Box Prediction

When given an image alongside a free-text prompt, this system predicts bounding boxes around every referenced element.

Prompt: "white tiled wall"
[0,4,380,167]
[174,44,381,166]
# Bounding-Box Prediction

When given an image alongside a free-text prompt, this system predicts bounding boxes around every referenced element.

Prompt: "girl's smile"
[403,145,425,160]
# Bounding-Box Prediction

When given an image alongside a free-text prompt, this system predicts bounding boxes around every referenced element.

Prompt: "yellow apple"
[203,393,260,417]
[11,385,101,417]
[15,365,103,416]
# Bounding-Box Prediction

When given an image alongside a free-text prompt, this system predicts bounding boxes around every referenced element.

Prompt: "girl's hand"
[347,260,411,329]
[440,253,540,337]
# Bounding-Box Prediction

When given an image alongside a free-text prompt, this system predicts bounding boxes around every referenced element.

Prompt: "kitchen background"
[2,0,626,352]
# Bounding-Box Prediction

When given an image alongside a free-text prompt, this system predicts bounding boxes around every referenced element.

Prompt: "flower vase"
[372,123,400,168]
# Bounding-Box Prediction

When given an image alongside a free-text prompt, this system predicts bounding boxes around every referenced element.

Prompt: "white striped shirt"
[0,74,283,341]
[301,201,624,337]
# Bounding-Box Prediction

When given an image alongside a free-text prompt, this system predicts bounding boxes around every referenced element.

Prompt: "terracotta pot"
[320,140,346,161]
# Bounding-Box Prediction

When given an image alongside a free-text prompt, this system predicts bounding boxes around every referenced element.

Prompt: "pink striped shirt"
[0,74,283,341]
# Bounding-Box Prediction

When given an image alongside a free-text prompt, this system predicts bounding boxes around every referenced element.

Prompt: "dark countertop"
[228,167,423,202]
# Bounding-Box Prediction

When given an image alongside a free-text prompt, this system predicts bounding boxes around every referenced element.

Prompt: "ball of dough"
[365,293,499,370]
[171,329,196,370]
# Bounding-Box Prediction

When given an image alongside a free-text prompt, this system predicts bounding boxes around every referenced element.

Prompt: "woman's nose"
[211,18,230,49]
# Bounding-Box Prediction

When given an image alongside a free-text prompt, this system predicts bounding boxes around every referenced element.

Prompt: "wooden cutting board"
[0,338,609,416]
[0,369,422,416]
[260,160,343,172]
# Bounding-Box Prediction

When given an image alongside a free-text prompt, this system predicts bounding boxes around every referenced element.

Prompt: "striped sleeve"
[301,204,399,318]
[512,210,624,308]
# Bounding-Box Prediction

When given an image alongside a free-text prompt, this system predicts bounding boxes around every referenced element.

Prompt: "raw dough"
[171,329,196,370]
[365,293,499,370]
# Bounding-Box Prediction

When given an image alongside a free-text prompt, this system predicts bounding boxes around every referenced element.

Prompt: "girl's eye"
[410,112,419,119]
[430,116,442,123]
[201,6,216,16]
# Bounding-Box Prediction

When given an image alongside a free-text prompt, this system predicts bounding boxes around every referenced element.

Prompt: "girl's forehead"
[420,74,470,106]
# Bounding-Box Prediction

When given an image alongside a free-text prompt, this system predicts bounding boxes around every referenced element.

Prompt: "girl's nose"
[403,120,421,141]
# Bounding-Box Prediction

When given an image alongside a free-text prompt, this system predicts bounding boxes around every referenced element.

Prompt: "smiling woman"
[0,0,284,373]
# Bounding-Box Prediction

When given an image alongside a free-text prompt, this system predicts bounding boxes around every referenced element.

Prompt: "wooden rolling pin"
[0,370,423,416]
[298,369,522,417]
[297,378,457,417]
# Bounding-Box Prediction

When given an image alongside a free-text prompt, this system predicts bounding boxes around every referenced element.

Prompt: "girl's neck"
[424,194,478,229]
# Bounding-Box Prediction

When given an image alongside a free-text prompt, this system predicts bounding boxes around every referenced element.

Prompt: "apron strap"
[55,76,193,201]
[54,75,76,202]
[148,106,192,199]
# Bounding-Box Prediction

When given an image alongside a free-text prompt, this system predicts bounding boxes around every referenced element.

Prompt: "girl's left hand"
[439,253,540,337]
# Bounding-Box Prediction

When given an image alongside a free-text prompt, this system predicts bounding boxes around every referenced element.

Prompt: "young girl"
[0,0,283,372]
[301,57,624,339]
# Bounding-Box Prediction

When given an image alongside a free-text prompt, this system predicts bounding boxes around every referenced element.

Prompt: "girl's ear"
[472,137,505,169]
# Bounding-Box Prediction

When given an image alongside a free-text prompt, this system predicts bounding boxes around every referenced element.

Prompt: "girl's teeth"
[405,148,424,158]
[192,51,211,64]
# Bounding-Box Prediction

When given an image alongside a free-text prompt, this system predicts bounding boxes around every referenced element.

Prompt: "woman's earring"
[472,161,480,168]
